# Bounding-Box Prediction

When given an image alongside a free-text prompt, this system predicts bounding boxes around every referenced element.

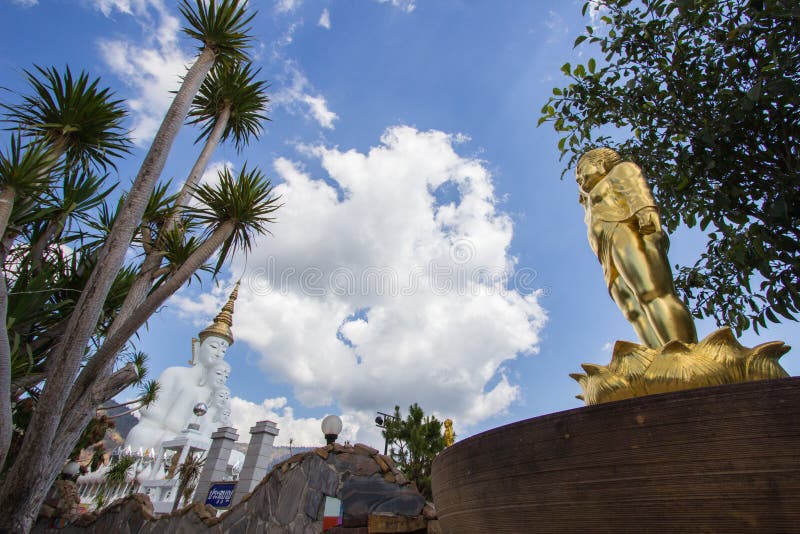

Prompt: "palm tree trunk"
[0,272,12,473]
[107,103,231,341]
[175,104,231,211]
[0,186,17,244]
[0,46,217,533]
[172,477,190,513]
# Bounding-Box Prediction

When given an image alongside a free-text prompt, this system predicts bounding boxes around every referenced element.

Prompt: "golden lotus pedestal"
[571,327,791,405]
[431,378,800,533]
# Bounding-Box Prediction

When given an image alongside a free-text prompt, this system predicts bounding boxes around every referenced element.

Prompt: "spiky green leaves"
[3,66,130,171]
[188,61,270,150]
[189,164,280,274]
[104,455,136,486]
[180,0,256,62]
[0,135,55,194]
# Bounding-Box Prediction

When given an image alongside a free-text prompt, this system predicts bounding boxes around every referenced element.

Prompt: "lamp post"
[321,415,343,446]
[374,411,399,456]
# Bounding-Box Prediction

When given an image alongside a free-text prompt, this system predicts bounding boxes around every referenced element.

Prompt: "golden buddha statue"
[576,147,696,348]
[443,419,455,447]
[571,148,790,405]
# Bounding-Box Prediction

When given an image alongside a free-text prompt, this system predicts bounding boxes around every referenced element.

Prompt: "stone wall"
[35,443,440,533]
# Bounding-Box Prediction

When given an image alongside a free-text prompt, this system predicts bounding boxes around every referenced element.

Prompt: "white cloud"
[318,8,331,29]
[376,0,416,13]
[301,95,338,129]
[273,62,339,129]
[276,0,301,14]
[94,0,192,144]
[230,396,363,447]
[10,0,38,7]
[175,126,547,438]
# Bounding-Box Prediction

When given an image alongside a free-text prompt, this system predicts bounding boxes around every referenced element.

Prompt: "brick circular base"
[432,378,800,533]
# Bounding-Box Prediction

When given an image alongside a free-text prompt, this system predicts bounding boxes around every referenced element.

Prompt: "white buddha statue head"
[210,386,232,425]
[211,386,231,407]
[210,360,232,388]
[193,282,239,384]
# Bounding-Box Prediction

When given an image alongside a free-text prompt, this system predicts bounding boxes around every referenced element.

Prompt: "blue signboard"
[206,482,237,508]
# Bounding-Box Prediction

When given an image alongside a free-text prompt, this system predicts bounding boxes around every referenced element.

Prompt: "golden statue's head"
[576,148,622,190]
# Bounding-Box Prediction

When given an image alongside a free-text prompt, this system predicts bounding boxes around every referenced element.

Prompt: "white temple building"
[76,283,256,514]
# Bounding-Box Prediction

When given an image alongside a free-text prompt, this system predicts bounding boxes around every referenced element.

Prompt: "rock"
[305,456,339,497]
[340,475,425,526]
[47,449,429,534]
[274,464,307,525]
[39,479,81,522]
[334,453,381,477]
[303,489,323,519]
[353,443,378,456]
[373,455,390,473]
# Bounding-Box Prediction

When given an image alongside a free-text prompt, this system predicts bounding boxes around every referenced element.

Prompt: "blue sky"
[2,0,797,447]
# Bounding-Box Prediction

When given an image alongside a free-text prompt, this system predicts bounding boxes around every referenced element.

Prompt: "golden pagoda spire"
[199,281,240,345]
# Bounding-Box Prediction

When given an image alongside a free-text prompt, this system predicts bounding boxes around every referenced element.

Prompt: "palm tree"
[98,379,161,419]
[180,60,270,208]
[172,451,205,512]
[0,2,263,530]
[110,60,269,337]
[103,454,136,504]
[0,66,128,477]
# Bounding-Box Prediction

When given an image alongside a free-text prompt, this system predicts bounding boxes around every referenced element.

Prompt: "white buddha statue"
[125,284,239,451]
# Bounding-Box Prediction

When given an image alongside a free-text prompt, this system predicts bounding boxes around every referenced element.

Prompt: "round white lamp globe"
[321,414,343,445]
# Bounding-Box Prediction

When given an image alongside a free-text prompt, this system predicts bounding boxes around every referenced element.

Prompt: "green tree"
[382,404,446,501]
[0,2,279,530]
[103,454,136,495]
[539,0,800,335]
[172,451,205,512]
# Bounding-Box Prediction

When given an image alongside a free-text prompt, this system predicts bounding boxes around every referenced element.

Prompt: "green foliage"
[539,0,800,334]
[89,445,107,472]
[104,454,135,487]
[172,451,205,512]
[188,164,281,275]
[0,0,272,484]
[188,61,271,151]
[382,404,447,501]
[180,0,255,61]
[3,66,130,171]
[0,135,55,198]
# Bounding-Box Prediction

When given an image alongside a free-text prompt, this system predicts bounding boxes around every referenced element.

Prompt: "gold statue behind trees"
[571,148,790,405]
[443,419,455,447]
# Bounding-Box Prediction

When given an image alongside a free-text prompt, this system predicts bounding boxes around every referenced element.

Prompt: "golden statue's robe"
[581,162,663,289]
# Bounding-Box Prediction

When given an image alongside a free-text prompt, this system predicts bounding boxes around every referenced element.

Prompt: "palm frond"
[188,61,270,150]
[0,134,55,193]
[104,455,135,487]
[187,163,281,275]
[155,227,214,286]
[180,0,256,62]
[2,66,131,171]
